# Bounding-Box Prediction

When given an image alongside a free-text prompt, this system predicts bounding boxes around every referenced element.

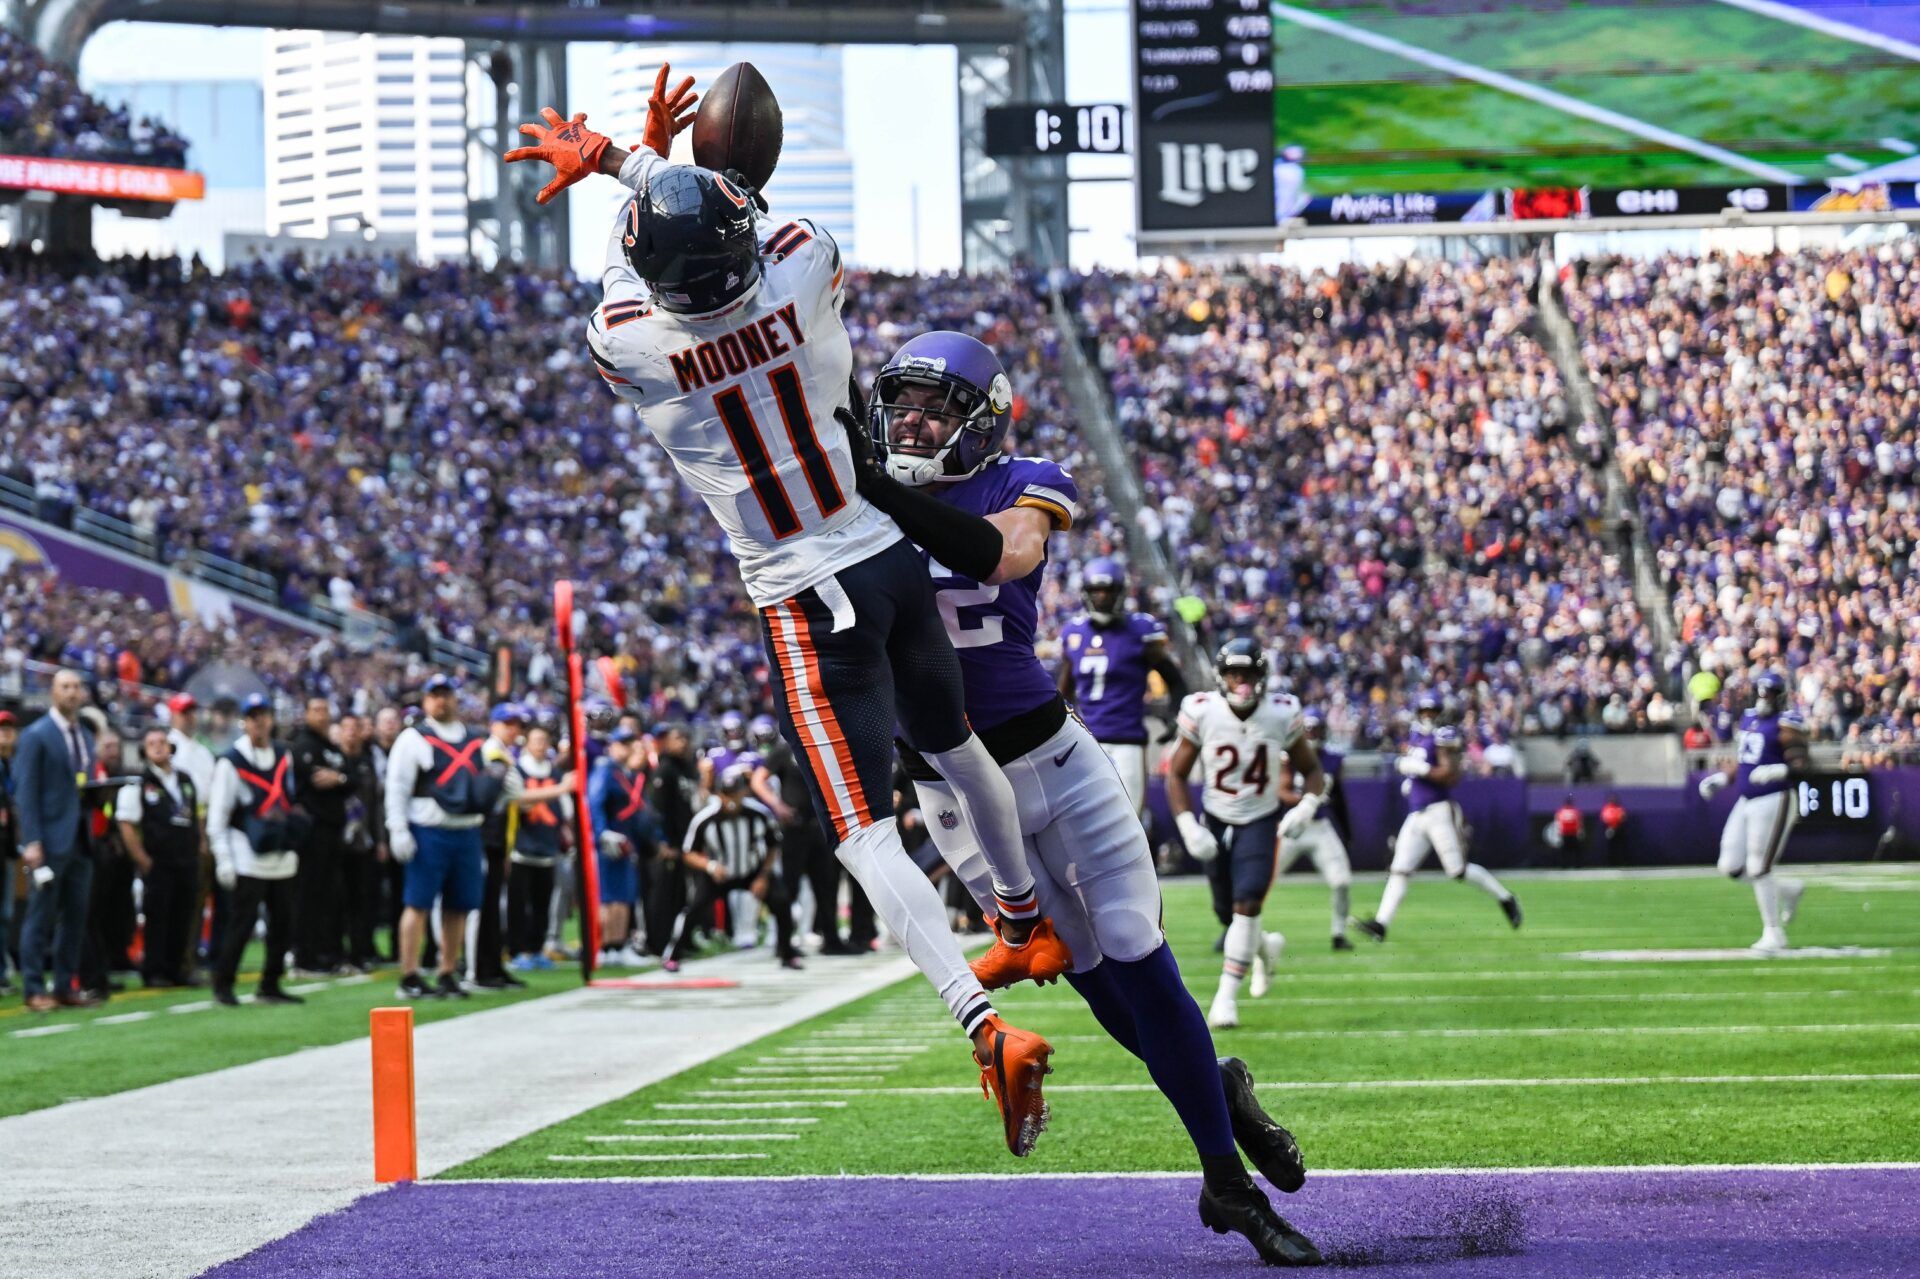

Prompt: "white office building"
[263,32,471,260]
[602,44,855,256]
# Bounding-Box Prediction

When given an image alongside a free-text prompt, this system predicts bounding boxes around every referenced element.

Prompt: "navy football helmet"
[1215,638,1268,712]
[622,166,762,315]
[1084,558,1124,626]
[870,331,1014,487]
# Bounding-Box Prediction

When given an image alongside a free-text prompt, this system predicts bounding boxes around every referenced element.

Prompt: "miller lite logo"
[1156,142,1260,208]
[938,810,959,830]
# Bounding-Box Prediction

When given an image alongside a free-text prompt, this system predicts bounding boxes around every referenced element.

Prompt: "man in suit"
[17,670,98,1011]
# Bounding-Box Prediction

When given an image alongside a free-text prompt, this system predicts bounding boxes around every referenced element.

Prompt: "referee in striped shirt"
[667,765,797,970]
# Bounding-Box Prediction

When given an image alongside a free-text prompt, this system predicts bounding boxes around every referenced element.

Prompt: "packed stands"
[1074,260,1663,749]
[0,31,189,167]
[1568,244,1920,752]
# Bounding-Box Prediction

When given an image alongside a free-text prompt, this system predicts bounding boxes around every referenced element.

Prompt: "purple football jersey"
[1737,709,1803,798]
[1401,726,1458,811]
[705,745,762,780]
[924,456,1079,731]
[1061,611,1167,745]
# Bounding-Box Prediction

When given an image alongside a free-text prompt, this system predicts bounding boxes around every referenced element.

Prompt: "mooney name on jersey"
[1177,689,1304,826]
[587,149,898,607]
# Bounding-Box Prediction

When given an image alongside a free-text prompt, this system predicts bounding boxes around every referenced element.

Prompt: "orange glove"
[504,107,611,205]
[642,63,697,158]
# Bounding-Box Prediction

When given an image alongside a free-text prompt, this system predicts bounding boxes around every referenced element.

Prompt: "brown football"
[692,62,784,191]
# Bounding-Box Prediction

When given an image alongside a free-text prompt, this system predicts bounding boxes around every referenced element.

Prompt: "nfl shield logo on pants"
[939,810,959,830]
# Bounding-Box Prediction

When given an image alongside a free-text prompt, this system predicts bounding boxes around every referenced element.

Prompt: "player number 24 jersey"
[1177,689,1304,824]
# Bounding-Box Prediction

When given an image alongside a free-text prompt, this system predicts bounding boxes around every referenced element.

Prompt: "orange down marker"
[370,1007,418,1183]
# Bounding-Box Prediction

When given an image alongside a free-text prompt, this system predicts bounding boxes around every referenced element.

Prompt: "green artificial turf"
[0,950,579,1118]
[1271,1,1919,195]
[447,868,1920,1179]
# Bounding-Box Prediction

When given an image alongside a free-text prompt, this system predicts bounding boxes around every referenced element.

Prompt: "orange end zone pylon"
[370,1007,417,1183]
[556,579,604,980]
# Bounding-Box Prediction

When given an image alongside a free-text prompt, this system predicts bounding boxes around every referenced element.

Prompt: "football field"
[1272,0,1920,194]
[10,867,1918,1277]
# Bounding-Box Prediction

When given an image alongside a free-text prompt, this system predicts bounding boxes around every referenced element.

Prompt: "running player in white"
[1275,712,1355,951]
[1698,671,1809,952]
[1356,692,1521,942]
[1166,639,1324,1031]
[505,68,1054,1154]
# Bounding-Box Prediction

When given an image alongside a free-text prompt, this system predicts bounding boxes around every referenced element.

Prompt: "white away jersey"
[1177,689,1304,824]
[588,148,899,607]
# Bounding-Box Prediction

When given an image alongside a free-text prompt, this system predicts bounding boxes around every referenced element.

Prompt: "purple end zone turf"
[201,1167,1920,1278]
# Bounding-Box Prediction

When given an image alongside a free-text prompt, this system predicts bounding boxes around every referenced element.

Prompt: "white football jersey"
[1177,689,1304,824]
[588,148,899,608]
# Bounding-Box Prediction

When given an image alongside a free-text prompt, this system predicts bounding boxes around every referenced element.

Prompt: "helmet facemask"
[872,370,1007,487]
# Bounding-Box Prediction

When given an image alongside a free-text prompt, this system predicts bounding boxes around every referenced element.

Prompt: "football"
[692,61,783,191]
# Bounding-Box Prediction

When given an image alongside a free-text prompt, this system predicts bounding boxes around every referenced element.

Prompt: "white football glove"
[389,828,417,863]
[1747,763,1789,787]
[597,831,632,860]
[1176,811,1220,864]
[214,862,238,892]
[1396,754,1431,779]
[1697,772,1730,800]
[1277,792,1322,841]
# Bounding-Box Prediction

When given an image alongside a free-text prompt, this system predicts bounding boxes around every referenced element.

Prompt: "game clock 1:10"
[982,103,1130,157]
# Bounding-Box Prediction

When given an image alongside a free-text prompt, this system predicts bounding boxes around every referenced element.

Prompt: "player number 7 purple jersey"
[1061,612,1168,745]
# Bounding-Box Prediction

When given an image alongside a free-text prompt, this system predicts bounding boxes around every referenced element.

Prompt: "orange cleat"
[974,1014,1054,1157]
[970,916,1074,990]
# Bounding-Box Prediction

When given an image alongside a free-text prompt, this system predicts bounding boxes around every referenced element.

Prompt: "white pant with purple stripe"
[1717,791,1798,879]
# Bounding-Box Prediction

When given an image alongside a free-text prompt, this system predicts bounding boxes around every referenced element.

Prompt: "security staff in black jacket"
[116,727,203,987]
[641,722,698,957]
[290,698,351,974]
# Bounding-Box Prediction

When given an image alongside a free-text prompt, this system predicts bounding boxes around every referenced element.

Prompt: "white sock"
[836,820,995,1035]
[1376,872,1410,926]
[915,777,997,918]
[1753,874,1782,932]
[1463,863,1512,902]
[924,736,1034,913]
[1331,885,1350,938]
[1218,913,1259,1000]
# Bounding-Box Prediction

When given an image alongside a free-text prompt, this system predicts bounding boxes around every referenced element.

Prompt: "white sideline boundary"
[1711,0,1920,61]
[0,945,922,1279]
[689,1072,1920,1099]
[1269,1,1802,183]
[444,1159,1920,1185]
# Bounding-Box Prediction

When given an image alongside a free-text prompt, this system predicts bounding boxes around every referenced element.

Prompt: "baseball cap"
[239,693,272,718]
[422,673,458,695]
[0,710,16,727]
[607,725,640,744]
[167,692,197,715]
[490,702,528,724]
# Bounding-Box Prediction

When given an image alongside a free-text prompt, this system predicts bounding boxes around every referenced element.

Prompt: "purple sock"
[1095,945,1239,1160]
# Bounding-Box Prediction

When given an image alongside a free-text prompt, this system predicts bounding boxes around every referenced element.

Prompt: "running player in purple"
[1698,672,1809,952]
[842,331,1320,1267]
[1058,560,1188,817]
[1356,692,1521,942]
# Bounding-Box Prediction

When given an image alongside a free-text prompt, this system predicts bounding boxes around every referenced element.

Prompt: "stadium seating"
[1567,245,1920,752]
[1072,260,1661,749]
[0,31,189,167]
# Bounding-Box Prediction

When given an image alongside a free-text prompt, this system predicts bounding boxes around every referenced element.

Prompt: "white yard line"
[547,1152,770,1163]
[1712,0,1920,61]
[0,945,918,1279]
[653,1100,849,1110]
[167,1000,215,1014]
[454,1159,1920,1185]
[8,1024,76,1039]
[1052,1021,1920,1043]
[92,1011,155,1026]
[583,1133,801,1142]
[690,1072,1920,1099]
[623,1118,819,1126]
[774,1044,928,1054]
[1270,1,1802,183]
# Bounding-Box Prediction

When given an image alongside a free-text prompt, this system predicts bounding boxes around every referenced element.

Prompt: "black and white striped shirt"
[684,798,780,879]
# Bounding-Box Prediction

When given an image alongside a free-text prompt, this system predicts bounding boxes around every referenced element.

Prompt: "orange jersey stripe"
[786,605,871,831]
[766,605,858,840]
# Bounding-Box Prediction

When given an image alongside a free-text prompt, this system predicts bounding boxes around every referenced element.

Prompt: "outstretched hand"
[642,64,698,157]
[504,107,611,205]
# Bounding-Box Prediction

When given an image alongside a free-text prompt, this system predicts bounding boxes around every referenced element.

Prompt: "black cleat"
[435,972,471,999]
[396,972,434,1000]
[212,985,240,1007]
[1501,896,1524,929]
[254,987,305,1005]
[1355,918,1388,943]
[1219,1057,1306,1193]
[1199,1176,1323,1267]
[1331,935,1354,952]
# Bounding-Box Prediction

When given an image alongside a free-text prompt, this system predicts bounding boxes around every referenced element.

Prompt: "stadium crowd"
[1568,244,1920,752]
[0,31,189,167]
[1074,259,1665,751]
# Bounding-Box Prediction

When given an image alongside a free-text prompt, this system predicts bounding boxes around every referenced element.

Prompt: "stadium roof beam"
[35,0,1025,66]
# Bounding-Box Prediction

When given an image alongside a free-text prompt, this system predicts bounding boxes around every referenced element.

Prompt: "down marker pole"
[370,1007,418,1183]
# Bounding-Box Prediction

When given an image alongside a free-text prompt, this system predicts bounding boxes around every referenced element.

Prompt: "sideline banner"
[0,153,205,202]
